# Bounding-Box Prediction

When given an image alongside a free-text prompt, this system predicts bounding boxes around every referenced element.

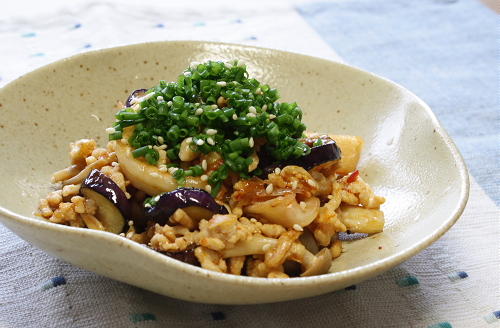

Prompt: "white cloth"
[0,1,498,327]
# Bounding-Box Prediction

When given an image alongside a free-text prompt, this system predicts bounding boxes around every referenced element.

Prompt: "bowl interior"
[0,41,467,294]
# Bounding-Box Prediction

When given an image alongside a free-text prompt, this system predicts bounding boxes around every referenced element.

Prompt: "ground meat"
[194,246,227,273]
[36,188,97,228]
[148,224,195,252]
[196,214,257,250]
[70,139,97,166]
[339,174,385,209]
[260,224,286,238]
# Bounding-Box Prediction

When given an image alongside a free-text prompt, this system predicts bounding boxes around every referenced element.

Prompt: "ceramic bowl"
[0,41,469,304]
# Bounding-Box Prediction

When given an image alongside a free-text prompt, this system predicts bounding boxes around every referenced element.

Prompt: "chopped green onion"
[109,60,311,189]
[132,146,150,158]
[108,132,123,140]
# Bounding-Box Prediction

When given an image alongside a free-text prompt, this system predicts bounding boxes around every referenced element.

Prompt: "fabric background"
[0,1,498,327]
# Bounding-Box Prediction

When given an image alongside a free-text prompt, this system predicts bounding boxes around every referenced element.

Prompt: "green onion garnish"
[110,60,310,192]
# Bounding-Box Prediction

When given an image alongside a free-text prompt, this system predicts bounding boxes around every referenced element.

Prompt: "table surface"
[0,1,498,327]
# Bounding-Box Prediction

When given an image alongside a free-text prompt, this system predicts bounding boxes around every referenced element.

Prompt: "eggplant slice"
[259,142,342,177]
[145,187,228,225]
[80,169,130,233]
[125,88,148,107]
[162,248,200,267]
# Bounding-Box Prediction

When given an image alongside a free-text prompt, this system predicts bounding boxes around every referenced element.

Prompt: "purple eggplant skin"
[338,231,369,241]
[80,169,131,233]
[125,88,148,107]
[145,188,228,225]
[259,141,342,177]
[162,248,200,267]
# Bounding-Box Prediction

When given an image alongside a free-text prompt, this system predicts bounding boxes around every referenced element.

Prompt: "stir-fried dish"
[36,60,385,278]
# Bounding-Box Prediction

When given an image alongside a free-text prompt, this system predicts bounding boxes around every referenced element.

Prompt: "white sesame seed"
[159,166,168,172]
[157,136,164,144]
[216,81,227,87]
[186,137,193,144]
[274,167,281,175]
[148,145,153,149]
[111,161,119,167]
[265,183,274,194]
[307,179,317,187]
[211,104,218,109]
[249,137,254,148]
[206,129,217,135]
[168,167,178,174]
[250,218,258,223]
[195,108,203,115]
[149,172,160,178]
[248,106,257,114]
[234,131,239,135]
[202,159,208,171]
[205,184,212,193]
[144,203,152,208]
[128,220,134,226]
[246,112,256,118]
[299,201,307,210]
[105,127,116,134]
[262,243,272,252]
[327,195,334,200]
[269,114,276,119]
[157,95,164,103]
[119,233,125,237]
[132,103,141,111]
[291,181,298,190]
[207,137,215,145]
[195,102,200,107]
[200,174,208,181]
[196,139,205,146]
[232,114,238,120]
[262,104,268,111]
[183,71,192,77]
[153,195,160,202]
[158,144,167,150]
[167,101,173,107]
[293,224,304,232]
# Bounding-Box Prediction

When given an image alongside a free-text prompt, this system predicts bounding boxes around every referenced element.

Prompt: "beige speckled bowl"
[0,41,469,304]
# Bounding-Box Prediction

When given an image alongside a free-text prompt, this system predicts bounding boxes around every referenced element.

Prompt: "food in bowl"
[35,60,385,278]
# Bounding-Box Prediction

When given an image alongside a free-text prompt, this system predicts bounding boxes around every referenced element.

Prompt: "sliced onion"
[145,187,228,225]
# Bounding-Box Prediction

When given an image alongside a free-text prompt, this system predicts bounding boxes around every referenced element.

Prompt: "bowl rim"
[0,40,470,288]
